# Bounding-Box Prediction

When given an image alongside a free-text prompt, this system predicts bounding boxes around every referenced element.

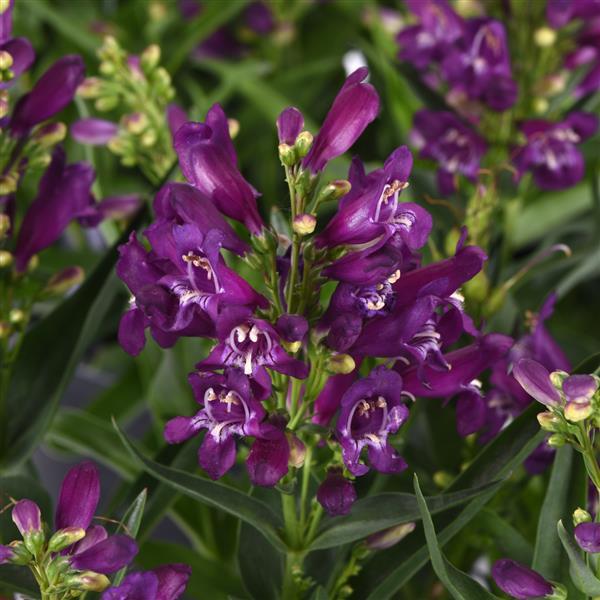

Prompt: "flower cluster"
[0,462,190,599]
[396,0,598,195]
[116,68,513,517]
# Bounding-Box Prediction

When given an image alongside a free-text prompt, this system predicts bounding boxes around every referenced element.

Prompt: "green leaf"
[165,1,250,74]
[47,408,140,479]
[556,244,600,298]
[2,215,142,469]
[309,480,503,551]
[357,404,544,599]
[573,351,600,375]
[238,520,283,600]
[0,565,39,597]
[414,474,500,600]
[532,446,573,579]
[476,509,533,566]
[114,421,286,552]
[557,519,600,595]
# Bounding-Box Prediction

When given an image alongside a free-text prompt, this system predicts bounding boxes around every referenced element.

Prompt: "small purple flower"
[14,147,96,271]
[165,369,264,480]
[411,110,487,195]
[246,420,290,487]
[276,313,308,343]
[336,366,409,476]
[514,112,598,190]
[492,559,553,599]
[513,359,562,407]
[302,68,380,174]
[174,103,265,235]
[0,545,14,564]
[0,37,35,89]
[397,0,464,70]
[563,373,598,421]
[10,55,85,136]
[71,118,119,145]
[12,499,42,537]
[575,522,600,553]
[277,107,304,145]
[317,468,357,516]
[197,306,309,379]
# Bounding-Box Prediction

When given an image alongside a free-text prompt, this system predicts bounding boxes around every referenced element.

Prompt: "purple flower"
[563,373,598,421]
[71,118,119,145]
[317,468,357,516]
[166,103,188,139]
[411,110,487,195]
[276,313,308,343]
[336,366,409,476]
[10,55,85,136]
[12,499,42,536]
[0,0,14,44]
[246,420,290,487]
[513,359,562,407]
[317,147,429,249]
[302,68,379,174]
[164,369,265,480]
[0,37,35,89]
[14,147,96,271]
[547,0,600,28]
[492,559,553,599]
[277,107,304,145]
[441,18,517,111]
[102,564,191,600]
[174,103,265,234]
[196,306,309,379]
[575,522,600,553]
[313,372,357,427]
[0,545,14,564]
[514,112,598,190]
[397,0,464,70]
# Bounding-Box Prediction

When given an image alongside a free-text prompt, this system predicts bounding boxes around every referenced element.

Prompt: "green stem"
[281,490,300,549]
[305,503,324,546]
[289,377,303,422]
[286,234,301,312]
[299,445,313,532]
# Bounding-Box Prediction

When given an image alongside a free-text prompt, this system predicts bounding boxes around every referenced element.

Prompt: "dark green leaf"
[532,446,573,578]
[114,421,286,552]
[309,480,503,551]
[573,351,600,375]
[0,565,39,597]
[557,519,600,595]
[414,474,500,600]
[476,509,533,566]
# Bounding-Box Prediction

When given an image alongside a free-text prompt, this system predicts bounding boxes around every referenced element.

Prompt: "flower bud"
[45,555,71,581]
[547,433,566,448]
[327,354,356,375]
[8,308,25,325]
[278,143,297,166]
[0,250,13,267]
[316,179,351,205]
[433,471,454,489]
[550,370,569,387]
[99,60,116,76]
[48,527,86,553]
[287,433,306,468]
[141,129,157,147]
[294,131,313,158]
[27,255,39,272]
[565,400,593,422]
[65,571,111,592]
[292,213,316,236]
[534,27,557,48]
[95,96,119,112]
[0,90,8,118]
[77,77,102,99]
[366,522,416,550]
[34,122,67,147]
[0,173,17,195]
[141,44,161,71]
[228,118,240,139]
[317,468,356,516]
[44,266,85,296]
[533,98,549,114]
[123,112,148,135]
[0,49,13,70]
[7,541,30,565]
[573,507,592,526]
[283,340,302,353]
[537,411,560,431]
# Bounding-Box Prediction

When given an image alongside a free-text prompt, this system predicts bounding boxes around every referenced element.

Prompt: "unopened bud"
[27,255,39,272]
[565,400,593,423]
[34,122,67,147]
[433,471,454,489]
[573,507,592,526]
[228,118,240,139]
[46,555,71,581]
[141,44,161,71]
[8,308,25,325]
[99,60,115,76]
[537,411,560,431]
[0,213,9,237]
[316,179,351,205]
[45,266,85,296]
[278,143,297,166]
[533,98,549,114]
[328,354,356,375]
[7,541,30,565]
[0,250,12,267]
[295,131,313,158]
[293,213,316,236]
[140,129,157,147]
[23,530,45,557]
[154,66,171,88]
[534,27,557,48]
[366,522,416,550]
[77,77,102,99]
[95,96,119,112]
[547,433,566,448]
[123,112,148,134]
[550,370,569,388]
[287,433,306,468]
[0,173,17,195]
[66,571,111,592]
[0,50,13,70]
[0,90,8,118]
[48,527,86,552]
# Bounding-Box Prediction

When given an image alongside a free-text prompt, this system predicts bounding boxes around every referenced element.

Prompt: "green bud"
[287,433,306,468]
[550,370,569,388]
[8,308,25,325]
[23,530,45,556]
[537,411,560,431]
[573,507,592,526]
[34,122,67,147]
[95,96,119,112]
[0,89,8,118]
[292,214,316,236]
[46,555,71,582]
[316,179,351,205]
[65,571,111,592]
[278,143,297,166]
[228,118,240,140]
[565,400,593,423]
[7,541,31,565]
[0,173,18,195]
[27,255,39,272]
[123,112,148,134]
[294,131,313,158]
[0,250,12,267]
[141,44,161,71]
[534,27,557,48]
[48,527,86,553]
[99,60,116,76]
[433,471,454,489]
[153,66,171,89]
[366,522,416,550]
[140,129,157,147]
[77,77,102,99]
[547,433,566,448]
[283,340,302,354]
[0,49,13,70]
[327,354,356,375]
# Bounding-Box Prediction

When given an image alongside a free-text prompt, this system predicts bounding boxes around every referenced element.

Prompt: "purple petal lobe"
[317,469,357,517]
[513,359,561,407]
[154,563,192,599]
[56,461,100,531]
[70,535,138,574]
[492,559,553,599]
[277,107,304,144]
[12,499,42,535]
[575,522,600,553]
[247,430,289,487]
[71,118,119,145]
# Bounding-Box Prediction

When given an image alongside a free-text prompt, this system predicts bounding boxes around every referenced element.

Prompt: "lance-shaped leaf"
[114,421,286,552]
[557,519,600,596]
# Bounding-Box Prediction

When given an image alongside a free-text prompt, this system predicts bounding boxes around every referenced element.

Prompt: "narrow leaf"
[557,519,600,595]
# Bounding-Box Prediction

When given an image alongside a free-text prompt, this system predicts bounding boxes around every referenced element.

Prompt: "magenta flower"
[575,522,600,553]
[102,564,191,600]
[492,559,553,599]
[317,468,357,516]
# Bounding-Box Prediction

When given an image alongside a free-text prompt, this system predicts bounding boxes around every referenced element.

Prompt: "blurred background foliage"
[1,0,599,598]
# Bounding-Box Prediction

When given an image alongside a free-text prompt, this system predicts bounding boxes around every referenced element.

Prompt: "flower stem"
[299,445,313,532]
